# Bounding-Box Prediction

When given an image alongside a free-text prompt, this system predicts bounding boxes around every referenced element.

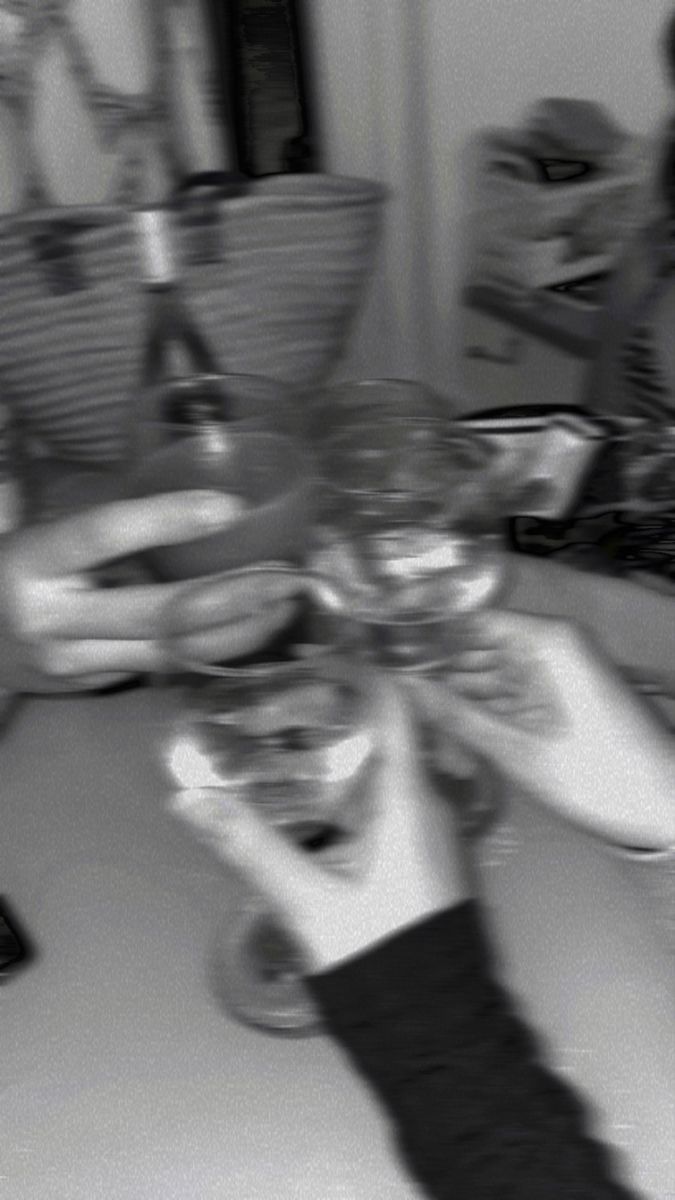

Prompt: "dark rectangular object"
[204,0,320,177]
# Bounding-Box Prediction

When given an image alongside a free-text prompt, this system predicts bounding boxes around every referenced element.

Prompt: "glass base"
[207,898,322,1036]
[205,800,371,1037]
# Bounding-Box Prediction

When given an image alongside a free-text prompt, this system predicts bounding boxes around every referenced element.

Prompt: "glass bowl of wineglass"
[313,415,512,837]
[160,564,382,1034]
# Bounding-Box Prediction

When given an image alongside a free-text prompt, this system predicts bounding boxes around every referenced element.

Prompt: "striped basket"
[0,175,386,465]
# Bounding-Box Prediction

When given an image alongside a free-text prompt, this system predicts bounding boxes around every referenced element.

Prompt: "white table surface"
[1,556,674,1200]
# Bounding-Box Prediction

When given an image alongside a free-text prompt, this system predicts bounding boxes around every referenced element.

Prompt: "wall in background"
[0,0,222,215]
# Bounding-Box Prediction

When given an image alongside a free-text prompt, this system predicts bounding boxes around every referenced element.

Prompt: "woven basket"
[0,4,385,465]
[178,175,386,397]
[0,175,385,465]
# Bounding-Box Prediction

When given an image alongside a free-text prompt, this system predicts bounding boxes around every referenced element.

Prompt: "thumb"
[169,788,323,916]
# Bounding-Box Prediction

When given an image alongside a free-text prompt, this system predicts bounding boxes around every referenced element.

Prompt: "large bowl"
[129,429,317,581]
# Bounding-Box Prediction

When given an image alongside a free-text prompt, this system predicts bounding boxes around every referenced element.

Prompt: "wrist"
[308,900,487,996]
[310,896,468,975]
[309,843,471,975]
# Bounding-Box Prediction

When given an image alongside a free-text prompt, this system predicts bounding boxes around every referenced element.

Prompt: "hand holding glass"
[161,565,381,1033]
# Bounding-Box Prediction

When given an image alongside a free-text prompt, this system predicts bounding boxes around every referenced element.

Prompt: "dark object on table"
[457,403,675,583]
[0,897,36,982]
[207,898,321,1035]
[456,404,604,522]
[511,414,675,583]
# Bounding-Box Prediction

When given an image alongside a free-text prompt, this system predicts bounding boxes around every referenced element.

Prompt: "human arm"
[170,677,639,1199]
[0,490,299,698]
[409,606,675,951]
[310,902,638,1200]
[410,608,675,851]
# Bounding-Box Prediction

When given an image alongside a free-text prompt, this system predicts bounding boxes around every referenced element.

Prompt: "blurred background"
[2,0,674,398]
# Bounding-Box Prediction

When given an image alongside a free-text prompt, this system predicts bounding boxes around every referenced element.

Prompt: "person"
[169,606,675,1198]
[413,610,675,854]
[0,488,300,702]
[1,486,671,1194]
[412,609,675,951]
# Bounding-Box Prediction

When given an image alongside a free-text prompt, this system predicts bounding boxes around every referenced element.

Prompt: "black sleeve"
[307,902,640,1200]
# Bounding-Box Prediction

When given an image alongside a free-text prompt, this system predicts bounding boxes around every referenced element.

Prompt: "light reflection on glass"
[161,565,381,1034]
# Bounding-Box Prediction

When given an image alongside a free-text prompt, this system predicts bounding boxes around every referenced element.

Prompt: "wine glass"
[160,564,382,1034]
[308,377,452,447]
[128,420,317,583]
[313,415,511,837]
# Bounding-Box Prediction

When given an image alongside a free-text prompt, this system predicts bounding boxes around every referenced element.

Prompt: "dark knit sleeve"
[307,902,640,1200]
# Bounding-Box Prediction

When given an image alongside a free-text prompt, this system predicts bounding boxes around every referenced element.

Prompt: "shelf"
[462,282,602,360]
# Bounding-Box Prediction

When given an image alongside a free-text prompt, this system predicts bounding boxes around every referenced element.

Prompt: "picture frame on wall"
[202,0,320,177]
